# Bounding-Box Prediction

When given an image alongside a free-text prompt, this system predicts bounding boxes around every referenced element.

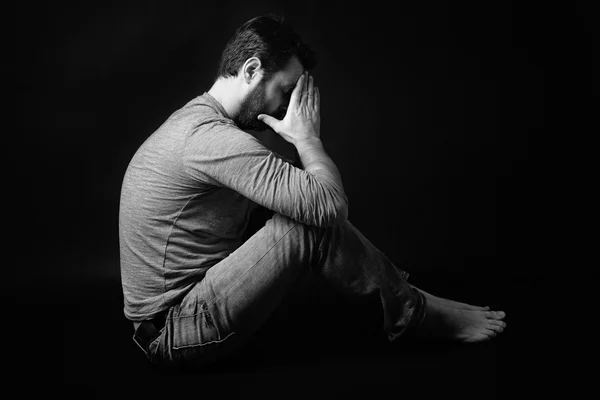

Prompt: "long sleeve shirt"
[118,92,348,321]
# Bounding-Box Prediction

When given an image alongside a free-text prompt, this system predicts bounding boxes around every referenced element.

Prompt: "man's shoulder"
[163,97,235,139]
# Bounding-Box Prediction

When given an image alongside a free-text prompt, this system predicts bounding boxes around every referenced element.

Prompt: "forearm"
[295,137,345,192]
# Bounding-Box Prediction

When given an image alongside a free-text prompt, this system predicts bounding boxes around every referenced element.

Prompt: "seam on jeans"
[345,225,418,332]
[333,220,406,292]
[172,331,236,350]
[207,219,300,309]
[160,193,201,307]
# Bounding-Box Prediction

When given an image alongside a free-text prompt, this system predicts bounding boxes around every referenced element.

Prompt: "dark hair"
[215,14,317,83]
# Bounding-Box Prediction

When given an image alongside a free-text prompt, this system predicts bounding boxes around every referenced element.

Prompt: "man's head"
[211,14,317,131]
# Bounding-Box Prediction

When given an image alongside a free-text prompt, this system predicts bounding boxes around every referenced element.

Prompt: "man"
[119,14,506,370]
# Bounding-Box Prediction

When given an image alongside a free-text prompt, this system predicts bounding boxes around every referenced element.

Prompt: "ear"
[241,57,262,84]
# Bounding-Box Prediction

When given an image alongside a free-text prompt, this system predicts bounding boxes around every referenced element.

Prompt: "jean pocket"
[170,299,225,350]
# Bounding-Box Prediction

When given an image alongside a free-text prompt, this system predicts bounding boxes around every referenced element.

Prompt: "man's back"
[119,93,257,321]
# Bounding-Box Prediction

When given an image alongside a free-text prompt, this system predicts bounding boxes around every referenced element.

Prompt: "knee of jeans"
[270,212,294,226]
[270,212,331,260]
[271,212,331,239]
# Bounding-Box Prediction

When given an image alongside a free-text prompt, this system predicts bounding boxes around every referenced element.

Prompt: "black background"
[10,0,595,398]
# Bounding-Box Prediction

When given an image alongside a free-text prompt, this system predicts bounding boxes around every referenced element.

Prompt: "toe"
[488,319,507,328]
[484,328,498,338]
[488,323,504,333]
[486,311,506,319]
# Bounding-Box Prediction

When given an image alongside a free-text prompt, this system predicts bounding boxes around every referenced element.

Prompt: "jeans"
[136,212,427,369]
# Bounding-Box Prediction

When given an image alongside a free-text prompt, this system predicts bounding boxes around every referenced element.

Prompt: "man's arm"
[183,124,348,227]
[257,71,347,215]
[295,137,344,193]
[256,132,343,191]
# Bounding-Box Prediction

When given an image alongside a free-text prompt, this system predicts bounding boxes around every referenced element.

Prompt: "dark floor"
[9,263,549,400]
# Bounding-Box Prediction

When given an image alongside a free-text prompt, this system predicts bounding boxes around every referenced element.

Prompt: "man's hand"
[257,71,321,147]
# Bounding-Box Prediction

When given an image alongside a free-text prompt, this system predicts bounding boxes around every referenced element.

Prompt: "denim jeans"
[136,212,427,369]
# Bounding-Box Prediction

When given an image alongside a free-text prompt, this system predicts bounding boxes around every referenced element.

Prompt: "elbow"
[316,196,349,228]
[300,177,349,228]
[333,198,349,224]
[332,186,349,224]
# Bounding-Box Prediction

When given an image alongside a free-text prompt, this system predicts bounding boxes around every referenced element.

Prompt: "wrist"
[294,136,322,149]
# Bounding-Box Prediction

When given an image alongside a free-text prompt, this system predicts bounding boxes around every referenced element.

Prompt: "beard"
[234,81,281,131]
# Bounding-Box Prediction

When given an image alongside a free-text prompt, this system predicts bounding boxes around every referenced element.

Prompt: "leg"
[146,212,506,369]
[147,213,425,369]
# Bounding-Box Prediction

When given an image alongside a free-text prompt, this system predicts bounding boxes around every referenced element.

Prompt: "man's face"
[234,56,305,131]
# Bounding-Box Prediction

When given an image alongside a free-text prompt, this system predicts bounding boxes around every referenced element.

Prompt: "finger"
[307,75,314,107]
[314,86,320,111]
[290,73,306,109]
[257,114,279,130]
[301,71,309,106]
[304,71,309,92]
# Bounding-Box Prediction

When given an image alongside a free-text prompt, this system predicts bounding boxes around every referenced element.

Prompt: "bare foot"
[410,284,491,311]
[415,288,507,343]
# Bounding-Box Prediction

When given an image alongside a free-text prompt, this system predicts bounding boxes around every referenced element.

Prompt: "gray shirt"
[119,92,348,321]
